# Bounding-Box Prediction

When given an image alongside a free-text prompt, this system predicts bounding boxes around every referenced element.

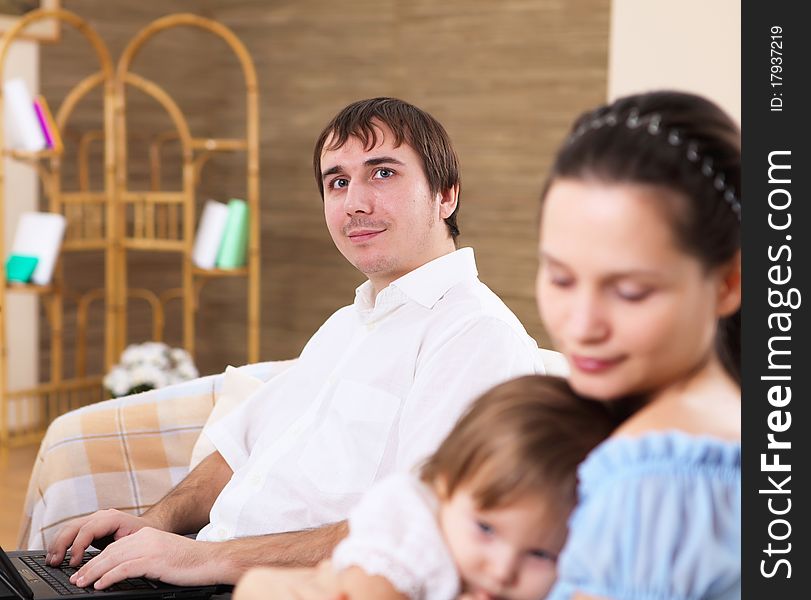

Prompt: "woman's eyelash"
[616,287,652,301]
[550,276,573,287]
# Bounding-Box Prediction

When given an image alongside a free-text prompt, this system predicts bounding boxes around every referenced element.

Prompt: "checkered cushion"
[17,361,294,550]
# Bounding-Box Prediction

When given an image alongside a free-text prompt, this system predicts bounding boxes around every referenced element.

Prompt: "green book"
[215,199,249,269]
[5,254,39,283]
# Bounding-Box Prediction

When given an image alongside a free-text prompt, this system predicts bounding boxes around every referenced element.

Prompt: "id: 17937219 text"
[771,25,783,112]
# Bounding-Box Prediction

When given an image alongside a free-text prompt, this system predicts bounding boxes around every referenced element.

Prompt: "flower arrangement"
[104,341,199,398]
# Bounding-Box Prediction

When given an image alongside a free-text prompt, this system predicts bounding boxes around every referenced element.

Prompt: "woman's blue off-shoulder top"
[547,431,741,600]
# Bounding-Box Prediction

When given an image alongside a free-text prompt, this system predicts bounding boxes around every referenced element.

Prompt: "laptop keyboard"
[19,554,158,595]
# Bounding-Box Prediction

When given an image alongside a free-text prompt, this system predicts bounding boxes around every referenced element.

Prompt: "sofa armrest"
[17,360,295,550]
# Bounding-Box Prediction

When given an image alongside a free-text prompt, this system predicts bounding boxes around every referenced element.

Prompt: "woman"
[538,90,740,599]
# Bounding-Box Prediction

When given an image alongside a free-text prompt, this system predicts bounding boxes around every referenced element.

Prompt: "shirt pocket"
[297,379,401,495]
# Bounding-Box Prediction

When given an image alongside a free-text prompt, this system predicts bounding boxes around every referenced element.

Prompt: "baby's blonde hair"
[421,375,617,510]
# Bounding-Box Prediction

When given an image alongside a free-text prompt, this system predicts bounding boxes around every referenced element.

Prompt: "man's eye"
[373,168,395,179]
[330,178,349,189]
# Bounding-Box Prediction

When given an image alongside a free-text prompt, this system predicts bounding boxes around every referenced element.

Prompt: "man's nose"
[344,180,373,214]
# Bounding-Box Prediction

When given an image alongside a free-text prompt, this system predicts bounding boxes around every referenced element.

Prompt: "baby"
[234,375,617,600]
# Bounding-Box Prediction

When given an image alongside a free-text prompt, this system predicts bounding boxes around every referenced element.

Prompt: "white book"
[3,78,47,152]
[11,212,66,285]
[192,200,229,269]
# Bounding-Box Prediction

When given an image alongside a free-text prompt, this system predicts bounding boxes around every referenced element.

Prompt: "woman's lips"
[348,229,384,243]
[571,354,625,373]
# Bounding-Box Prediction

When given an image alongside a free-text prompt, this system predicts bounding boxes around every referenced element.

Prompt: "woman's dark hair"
[541,91,741,382]
[314,97,461,240]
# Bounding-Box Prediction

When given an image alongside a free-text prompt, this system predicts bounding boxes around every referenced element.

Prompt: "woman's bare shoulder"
[615,387,740,442]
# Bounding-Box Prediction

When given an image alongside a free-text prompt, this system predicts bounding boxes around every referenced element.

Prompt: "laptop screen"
[0,545,33,600]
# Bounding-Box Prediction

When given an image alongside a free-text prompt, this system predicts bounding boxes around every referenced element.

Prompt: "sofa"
[18,350,568,550]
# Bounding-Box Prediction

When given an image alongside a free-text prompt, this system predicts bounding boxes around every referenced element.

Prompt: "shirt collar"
[353,247,479,314]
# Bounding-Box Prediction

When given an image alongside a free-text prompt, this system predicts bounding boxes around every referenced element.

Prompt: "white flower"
[176,361,199,380]
[103,366,131,397]
[105,342,199,397]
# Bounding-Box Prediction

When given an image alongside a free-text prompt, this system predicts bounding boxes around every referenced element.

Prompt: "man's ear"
[437,184,460,220]
[716,250,742,317]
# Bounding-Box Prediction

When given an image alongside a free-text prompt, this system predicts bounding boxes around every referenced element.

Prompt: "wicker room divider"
[0,8,261,458]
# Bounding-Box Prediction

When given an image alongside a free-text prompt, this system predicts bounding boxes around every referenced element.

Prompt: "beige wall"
[3,40,39,417]
[608,0,740,123]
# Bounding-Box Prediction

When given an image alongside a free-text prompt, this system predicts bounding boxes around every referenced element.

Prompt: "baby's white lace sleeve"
[332,473,459,600]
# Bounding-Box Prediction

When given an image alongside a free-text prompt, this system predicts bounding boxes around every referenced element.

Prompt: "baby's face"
[438,486,568,600]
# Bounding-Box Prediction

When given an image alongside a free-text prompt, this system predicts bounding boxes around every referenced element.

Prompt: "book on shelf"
[192,200,229,269]
[216,199,249,269]
[5,255,39,284]
[9,212,66,286]
[33,95,64,154]
[191,198,249,271]
[3,78,46,152]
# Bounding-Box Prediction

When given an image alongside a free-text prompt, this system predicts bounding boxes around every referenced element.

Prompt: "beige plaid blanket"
[17,361,291,550]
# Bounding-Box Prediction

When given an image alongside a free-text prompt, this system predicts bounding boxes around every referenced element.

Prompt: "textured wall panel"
[41,0,609,375]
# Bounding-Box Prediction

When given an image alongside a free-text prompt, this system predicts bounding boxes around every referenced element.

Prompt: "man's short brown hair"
[313,97,461,239]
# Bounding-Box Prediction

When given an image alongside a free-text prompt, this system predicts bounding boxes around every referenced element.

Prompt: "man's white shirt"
[197,247,543,541]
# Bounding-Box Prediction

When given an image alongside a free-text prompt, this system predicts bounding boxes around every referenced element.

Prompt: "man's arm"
[71,521,349,589]
[143,450,233,534]
[397,317,541,471]
[47,451,232,567]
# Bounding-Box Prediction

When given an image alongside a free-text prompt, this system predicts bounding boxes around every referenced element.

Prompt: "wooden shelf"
[4,148,61,161]
[4,282,56,295]
[190,137,248,152]
[192,266,249,277]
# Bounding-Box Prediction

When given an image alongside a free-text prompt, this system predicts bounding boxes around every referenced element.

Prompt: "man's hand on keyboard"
[67,528,217,590]
[46,509,159,568]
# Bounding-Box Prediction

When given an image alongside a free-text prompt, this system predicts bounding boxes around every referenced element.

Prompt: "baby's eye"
[528,548,556,562]
[330,178,349,190]
[476,521,494,535]
[373,168,395,179]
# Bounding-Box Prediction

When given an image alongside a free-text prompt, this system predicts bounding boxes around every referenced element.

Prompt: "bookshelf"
[0,8,261,457]
[113,12,261,366]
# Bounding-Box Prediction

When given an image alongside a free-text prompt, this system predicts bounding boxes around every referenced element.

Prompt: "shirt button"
[365,323,376,332]
[249,472,262,486]
[216,527,227,540]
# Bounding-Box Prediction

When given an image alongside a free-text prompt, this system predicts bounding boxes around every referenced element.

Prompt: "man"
[46,98,544,588]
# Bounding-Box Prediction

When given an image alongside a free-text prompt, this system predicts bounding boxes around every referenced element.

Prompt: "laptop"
[0,546,222,600]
